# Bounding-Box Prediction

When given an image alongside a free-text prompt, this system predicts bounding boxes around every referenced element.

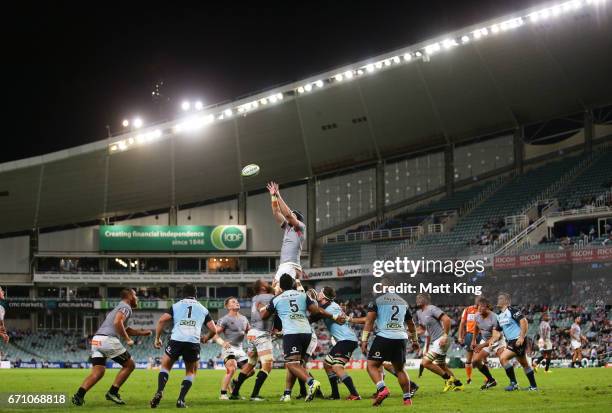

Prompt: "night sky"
[3,0,535,163]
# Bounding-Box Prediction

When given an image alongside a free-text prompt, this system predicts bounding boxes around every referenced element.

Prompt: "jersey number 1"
[187,306,192,318]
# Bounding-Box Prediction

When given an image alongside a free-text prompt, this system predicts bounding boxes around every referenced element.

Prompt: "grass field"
[0,368,610,412]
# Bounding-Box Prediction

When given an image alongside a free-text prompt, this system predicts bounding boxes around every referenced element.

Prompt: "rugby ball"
[241,163,260,177]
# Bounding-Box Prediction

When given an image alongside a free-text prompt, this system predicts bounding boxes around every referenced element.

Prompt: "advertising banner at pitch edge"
[99,225,247,251]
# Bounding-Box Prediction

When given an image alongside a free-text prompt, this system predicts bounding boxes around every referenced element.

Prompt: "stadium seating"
[556,151,612,210]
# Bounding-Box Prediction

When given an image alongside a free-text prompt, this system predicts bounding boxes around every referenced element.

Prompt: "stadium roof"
[1,0,612,234]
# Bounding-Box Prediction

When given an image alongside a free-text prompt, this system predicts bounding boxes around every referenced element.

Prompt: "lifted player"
[261,274,344,402]
[150,285,220,408]
[361,289,420,406]
[493,292,537,391]
[267,181,306,292]
[569,316,587,368]
[458,297,480,384]
[230,280,275,401]
[72,288,151,406]
[314,287,361,400]
[471,297,505,390]
[203,297,250,400]
[416,293,464,392]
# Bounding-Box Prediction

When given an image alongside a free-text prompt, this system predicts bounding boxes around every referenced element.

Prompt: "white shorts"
[428,336,450,356]
[306,332,318,357]
[222,345,248,363]
[91,335,127,360]
[571,339,581,351]
[539,339,553,351]
[247,331,273,354]
[480,337,506,354]
[274,262,301,282]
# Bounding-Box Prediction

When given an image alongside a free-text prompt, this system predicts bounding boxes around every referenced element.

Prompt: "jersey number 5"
[289,300,298,312]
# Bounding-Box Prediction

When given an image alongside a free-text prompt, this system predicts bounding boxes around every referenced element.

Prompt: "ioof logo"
[211,226,244,249]
[292,346,297,352]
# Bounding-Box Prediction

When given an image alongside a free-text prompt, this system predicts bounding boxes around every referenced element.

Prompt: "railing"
[548,205,612,218]
[504,214,528,227]
[325,226,424,243]
[493,215,546,256]
[428,223,444,233]
[458,173,514,217]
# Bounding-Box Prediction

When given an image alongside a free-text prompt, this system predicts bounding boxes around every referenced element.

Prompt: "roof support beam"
[415,63,451,145]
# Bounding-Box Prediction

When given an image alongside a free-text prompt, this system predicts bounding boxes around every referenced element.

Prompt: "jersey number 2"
[390,305,399,321]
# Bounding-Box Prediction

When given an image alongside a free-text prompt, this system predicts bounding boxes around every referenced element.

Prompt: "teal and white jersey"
[494,306,524,341]
[367,293,411,340]
[168,298,212,344]
[322,301,357,342]
[267,289,314,335]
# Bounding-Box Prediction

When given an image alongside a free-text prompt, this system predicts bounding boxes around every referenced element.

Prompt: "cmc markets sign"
[99,225,246,251]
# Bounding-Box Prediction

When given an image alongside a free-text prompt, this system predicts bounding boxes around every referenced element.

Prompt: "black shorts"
[165,340,201,363]
[329,340,358,360]
[283,333,311,361]
[90,351,131,367]
[506,339,527,357]
[368,336,406,364]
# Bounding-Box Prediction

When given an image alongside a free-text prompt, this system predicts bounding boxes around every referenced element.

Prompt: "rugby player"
[458,297,480,384]
[532,312,553,373]
[202,297,250,400]
[471,297,504,389]
[416,293,464,392]
[0,287,9,343]
[313,287,361,400]
[72,288,151,406]
[569,317,587,368]
[230,280,275,401]
[492,292,538,391]
[150,284,219,408]
[266,181,306,292]
[361,289,420,406]
[260,273,345,402]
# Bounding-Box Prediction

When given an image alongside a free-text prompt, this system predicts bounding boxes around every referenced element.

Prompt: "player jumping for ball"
[266,181,306,292]
[72,289,151,406]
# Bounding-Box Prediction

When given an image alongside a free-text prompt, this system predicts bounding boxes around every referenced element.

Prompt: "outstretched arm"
[267,182,285,226]
[268,181,301,229]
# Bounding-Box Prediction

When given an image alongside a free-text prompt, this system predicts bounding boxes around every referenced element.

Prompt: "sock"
[465,363,472,380]
[157,369,169,393]
[453,376,462,386]
[545,358,551,372]
[442,372,451,380]
[376,380,386,391]
[478,365,494,381]
[403,391,411,401]
[524,367,537,388]
[220,390,227,395]
[418,364,425,378]
[251,370,269,397]
[306,377,314,386]
[109,385,119,395]
[178,375,194,402]
[503,363,517,384]
[327,373,340,398]
[76,387,87,398]
[341,374,358,396]
[284,388,292,396]
[298,379,307,395]
[232,372,249,396]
